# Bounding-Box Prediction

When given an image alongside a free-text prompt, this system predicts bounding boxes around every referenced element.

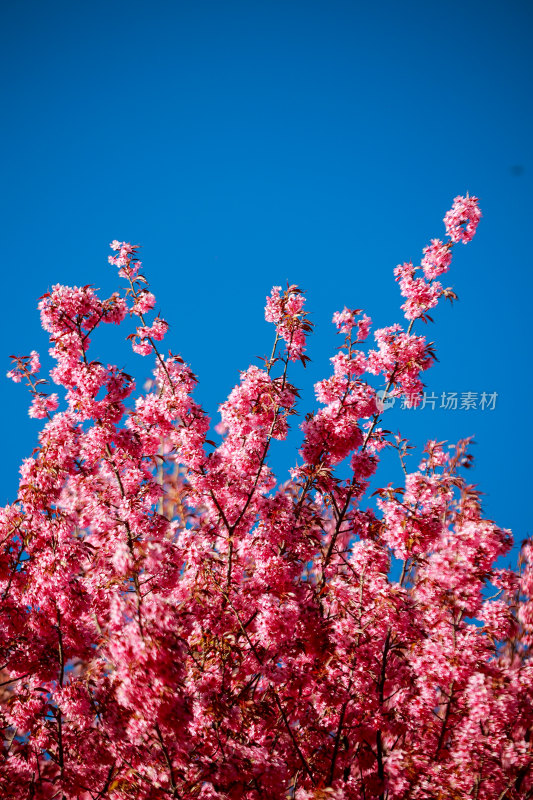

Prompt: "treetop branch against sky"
[1,196,533,798]
[1,0,532,553]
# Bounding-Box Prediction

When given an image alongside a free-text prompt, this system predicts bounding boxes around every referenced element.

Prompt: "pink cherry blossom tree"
[1,196,531,799]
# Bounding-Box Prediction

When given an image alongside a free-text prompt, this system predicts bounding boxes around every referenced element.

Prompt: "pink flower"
[29,351,41,374]
[332,307,357,334]
[394,262,443,320]
[265,285,311,361]
[130,318,168,354]
[132,291,156,316]
[422,238,453,280]
[132,340,154,356]
[332,308,371,342]
[264,286,284,325]
[6,367,22,383]
[443,194,482,243]
[357,313,372,341]
[28,393,59,419]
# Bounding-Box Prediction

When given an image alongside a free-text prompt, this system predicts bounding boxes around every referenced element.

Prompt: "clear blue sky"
[1,0,532,563]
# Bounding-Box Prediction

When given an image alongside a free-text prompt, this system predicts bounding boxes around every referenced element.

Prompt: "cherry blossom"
[1,195,530,800]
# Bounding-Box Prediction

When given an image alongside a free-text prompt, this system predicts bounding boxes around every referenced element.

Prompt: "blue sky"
[1,0,532,562]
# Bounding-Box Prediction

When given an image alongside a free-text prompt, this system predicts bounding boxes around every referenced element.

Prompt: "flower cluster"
[332,307,372,341]
[1,196,530,800]
[392,195,481,324]
[444,193,482,243]
[393,261,443,320]
[421,238,453,280]
[367,324,435,404]
[265,284,312,362]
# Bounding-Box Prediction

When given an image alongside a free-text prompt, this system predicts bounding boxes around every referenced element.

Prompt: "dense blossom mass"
[1,196,531,799]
